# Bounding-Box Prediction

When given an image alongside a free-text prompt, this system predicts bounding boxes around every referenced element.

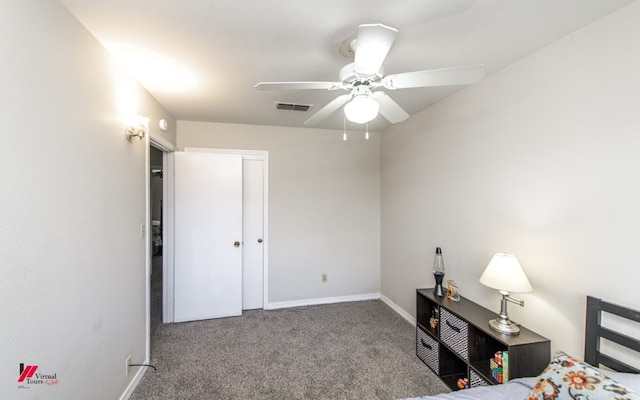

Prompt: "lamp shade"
[344,95,379,124]
[479,253,533,293]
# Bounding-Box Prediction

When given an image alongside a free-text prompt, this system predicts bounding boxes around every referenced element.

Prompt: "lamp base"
[433,272,445,297]
[488,318,520,335]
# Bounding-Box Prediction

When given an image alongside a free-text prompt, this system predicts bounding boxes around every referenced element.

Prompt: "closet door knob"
[234,241,240,247]
[257,238,263,243]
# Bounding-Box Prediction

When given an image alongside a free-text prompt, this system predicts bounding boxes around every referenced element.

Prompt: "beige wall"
[0,1,175,398]
[380,1,640,360]
[178,121,381,304]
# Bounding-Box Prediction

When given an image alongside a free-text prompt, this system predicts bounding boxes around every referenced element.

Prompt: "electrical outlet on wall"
[322,273,327,283]
[125,354,132,376]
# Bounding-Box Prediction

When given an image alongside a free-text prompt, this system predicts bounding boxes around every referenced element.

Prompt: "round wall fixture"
[159,119,168,131]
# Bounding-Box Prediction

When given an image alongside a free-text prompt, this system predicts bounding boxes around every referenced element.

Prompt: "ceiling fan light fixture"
[344,95,379,124]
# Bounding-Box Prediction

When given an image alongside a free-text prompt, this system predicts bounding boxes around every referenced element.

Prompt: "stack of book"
[490,351,509,383]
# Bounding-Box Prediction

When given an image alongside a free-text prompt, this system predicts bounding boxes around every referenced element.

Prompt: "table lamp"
[479,253,532,335]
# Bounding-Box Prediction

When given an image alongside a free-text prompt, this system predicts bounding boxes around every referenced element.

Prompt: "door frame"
[161,146,269,322]
[146,132,177,358]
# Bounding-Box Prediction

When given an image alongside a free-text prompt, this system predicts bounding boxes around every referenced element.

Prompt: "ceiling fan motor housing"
[339,63,384,86]
[351,84,373,98]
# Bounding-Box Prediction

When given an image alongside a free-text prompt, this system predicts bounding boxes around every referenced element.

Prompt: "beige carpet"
[133,264,448,399]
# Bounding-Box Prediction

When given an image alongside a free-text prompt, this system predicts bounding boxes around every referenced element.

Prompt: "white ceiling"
[59,0,633,131]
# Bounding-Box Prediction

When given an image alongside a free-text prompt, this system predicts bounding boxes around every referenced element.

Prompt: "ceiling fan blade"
[353,23,397,77]
[255,81,343,91]
[371,91,409,124]
[304,94,351,125]
[383,65,487,90]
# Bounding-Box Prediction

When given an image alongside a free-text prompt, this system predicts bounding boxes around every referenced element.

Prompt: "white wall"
[381,1,640,360]
[178,121,380,304]
[0,1,175,398]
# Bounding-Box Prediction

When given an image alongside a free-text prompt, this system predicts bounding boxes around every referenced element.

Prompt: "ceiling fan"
[255,23,487,126]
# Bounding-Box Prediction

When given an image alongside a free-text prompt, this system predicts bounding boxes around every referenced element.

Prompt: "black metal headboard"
[585,296,640,373]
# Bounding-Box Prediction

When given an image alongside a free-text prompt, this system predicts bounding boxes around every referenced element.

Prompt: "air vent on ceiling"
[275,102,312,112]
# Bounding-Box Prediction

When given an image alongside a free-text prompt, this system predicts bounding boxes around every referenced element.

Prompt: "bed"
[403,296,640,400]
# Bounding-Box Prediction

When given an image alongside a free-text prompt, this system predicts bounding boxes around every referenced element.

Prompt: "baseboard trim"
[119,364,147,400]
[267,293,381,310]
[380,294,416,326]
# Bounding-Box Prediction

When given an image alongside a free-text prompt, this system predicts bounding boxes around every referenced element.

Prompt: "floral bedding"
[403,351,640,400]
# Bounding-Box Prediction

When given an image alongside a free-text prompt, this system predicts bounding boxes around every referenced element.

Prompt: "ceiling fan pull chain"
[365,123,369,140]
[343,115,347,141]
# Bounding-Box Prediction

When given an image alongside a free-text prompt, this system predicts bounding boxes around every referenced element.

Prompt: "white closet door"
[174,152,243,322]
[242,159,264,310]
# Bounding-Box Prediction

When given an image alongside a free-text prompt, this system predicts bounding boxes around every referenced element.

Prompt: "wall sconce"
[125,116,150,142]
[344,85,379,124]
[479,253,533,335]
